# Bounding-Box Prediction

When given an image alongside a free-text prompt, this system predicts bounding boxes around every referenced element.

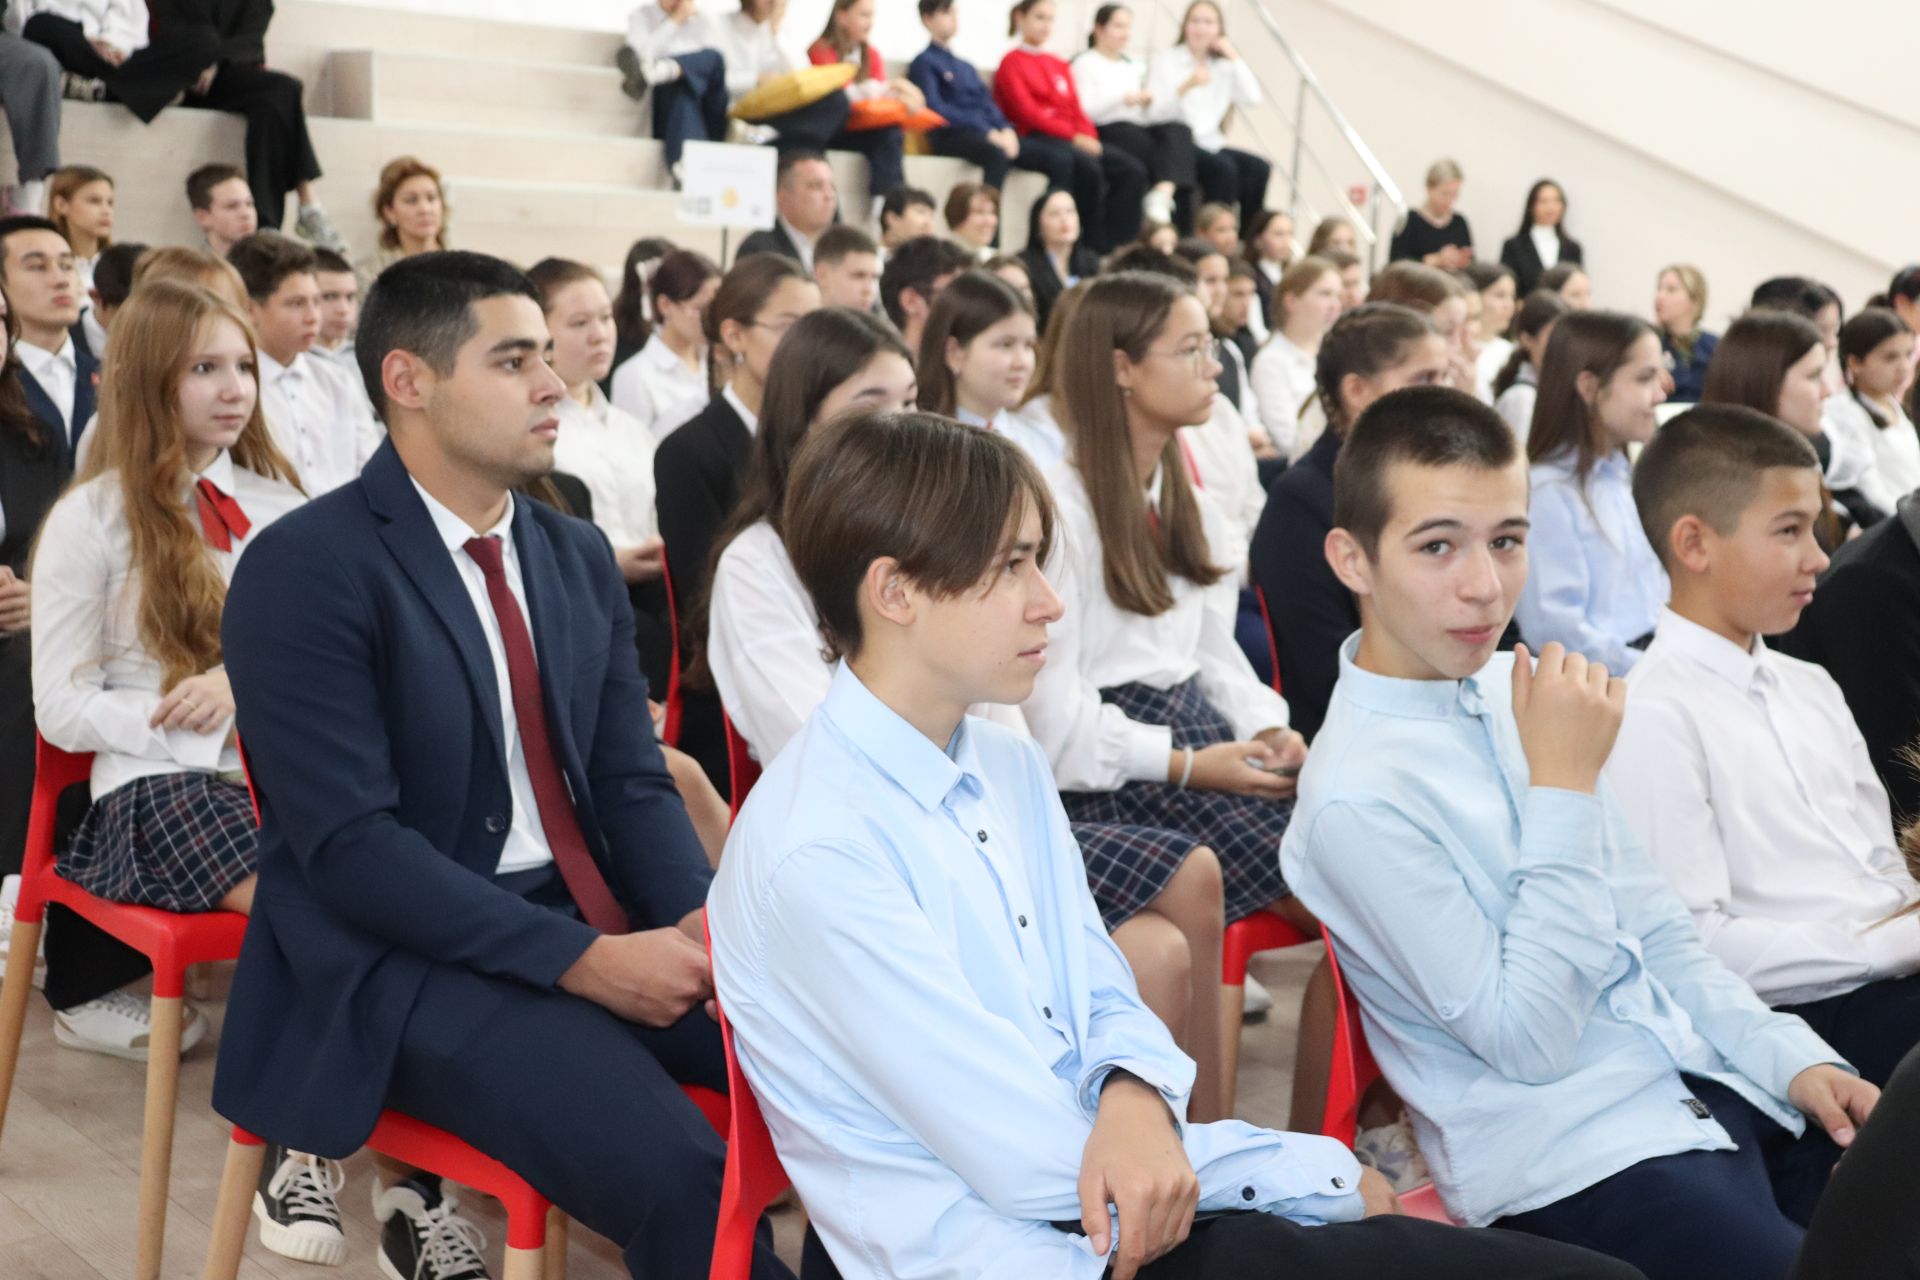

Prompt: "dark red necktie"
[462,535,630,934]
[195,478,251,551]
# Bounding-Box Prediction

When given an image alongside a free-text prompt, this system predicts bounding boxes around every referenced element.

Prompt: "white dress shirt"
[1002,394,1069,469]
[1528,224,1561,270]
[14,0,148,51]
[1825,393,1920,515]
[709,520,1027,764]
[258,348,381,495]
[16,332,77,441]
[76,253,108,359]
[1249,331,1316,456]
[1023,462,1290,790]
[609,332,711,442]
[722,382,759,435]
[1144,46,1260,153]
[717,10,793,99]
[1178,397,1261,577]
[1609,608,1920,1005]
[31,451,305,800]
[409,483,554,876]
[1476,337,1513,406]
[777,214,820,273]
[1495,365,1537,442]
[1069,50,1162,127]
[552,382,659,549]
[626,1,724,62]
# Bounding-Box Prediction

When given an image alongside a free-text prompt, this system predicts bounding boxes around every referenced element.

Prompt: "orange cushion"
[845,99,948,133]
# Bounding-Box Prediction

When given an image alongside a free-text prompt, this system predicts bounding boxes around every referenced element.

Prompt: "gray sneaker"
[615,45,650,101]
[294,203,349,255]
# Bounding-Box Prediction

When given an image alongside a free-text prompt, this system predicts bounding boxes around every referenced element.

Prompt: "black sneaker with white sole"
[615,45,650,101]
[375,1175,492,1280]
[254,1144,347,1265]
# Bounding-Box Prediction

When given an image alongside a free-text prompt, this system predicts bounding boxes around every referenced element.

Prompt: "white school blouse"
[552,382,660,549]
[708,520,1028,764]
[1825,394,1920,516]
[13,0,147,51]
[1144,46,1260,153]
[609,332,711,443]
[258,349,381,495]
[717,10,793,100]
[626,1,725,63]
[1021,462,1289,791]
[1069,50,1163,127]
[31,450,306,799]
[1002,394,1070,470]
[1249,331,1316,456]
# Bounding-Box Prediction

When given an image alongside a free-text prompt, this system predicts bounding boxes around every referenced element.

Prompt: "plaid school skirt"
[1071,820,1202,932]
[1061,677,1293,924]
[62,771,259,913]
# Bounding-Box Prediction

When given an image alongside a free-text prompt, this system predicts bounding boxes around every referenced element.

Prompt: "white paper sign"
[676,141,779,231]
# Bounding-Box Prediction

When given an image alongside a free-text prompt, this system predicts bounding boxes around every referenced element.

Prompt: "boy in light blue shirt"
[1284,384,1877,1280]
[709,409,1638,1280]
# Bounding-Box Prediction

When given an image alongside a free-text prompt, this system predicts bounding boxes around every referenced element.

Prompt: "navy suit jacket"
[17,338,97,462]
[213,441,714,1156]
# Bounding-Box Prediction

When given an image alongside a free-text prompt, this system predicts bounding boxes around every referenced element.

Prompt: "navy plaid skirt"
[62,771,259,913]
[1071,820,1199,932]
[1061,677,1292,923]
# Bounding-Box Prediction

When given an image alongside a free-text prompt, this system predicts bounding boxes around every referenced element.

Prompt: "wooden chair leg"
[1218,980,1246,1117]
[135,994,185,1280]
[502,1245,544,1280]
[202,1137,267,1280]
[0,916,43,1149]
[542,1207,569,1280]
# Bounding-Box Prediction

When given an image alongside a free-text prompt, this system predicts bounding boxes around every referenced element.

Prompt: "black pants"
[765,92,902,205]
[925,126,1079,204]
[653,49,728,169]
[22,13,218,122]
[1790,1039,1920,1279]
[1015,132,1147,253]
[385,868,790,1280]
[1099,121,1198,221]
[1496,1077,1834,1280]
[1778,970,1920,1089]
[1195,144,1272,217]
[187,61,324,231]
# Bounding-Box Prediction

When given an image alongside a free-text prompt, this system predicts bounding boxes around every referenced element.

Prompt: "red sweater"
[992,47,1094,141]
[808,40,888,85]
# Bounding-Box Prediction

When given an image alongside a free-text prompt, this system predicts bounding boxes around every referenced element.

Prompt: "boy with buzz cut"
[1608,404,1920,1089]
[1283,385,1877,1280]
[708,409,1639,1280]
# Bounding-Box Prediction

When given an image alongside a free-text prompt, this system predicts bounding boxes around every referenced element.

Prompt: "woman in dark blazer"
[1017,187,1102,331]
[1498,178,1583,297]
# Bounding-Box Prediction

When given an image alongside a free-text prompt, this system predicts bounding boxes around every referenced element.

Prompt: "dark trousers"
[764,92,902,204]
[385,867,790,1280]
[22,13,218,122]
[1016,132,1147,253]
[1195,145,1272,217]
[653,49,729,169]
[1098,120,1198,222]
[1790,1039,1920,1279]
[1777,970,1920,1089]
[926,125,1014,193]
[187,62,324,231]
[1496,1077,1836,1280]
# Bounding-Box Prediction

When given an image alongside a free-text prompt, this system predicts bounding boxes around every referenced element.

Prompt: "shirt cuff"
[1202,1134,1367,1224]
[1225,688,1291,743]
[1077,1054,1196,1125]
[1125,721,1177,785]
[1861,914,1920,982]
[164,722,232,774]
[1518,787,1605,868]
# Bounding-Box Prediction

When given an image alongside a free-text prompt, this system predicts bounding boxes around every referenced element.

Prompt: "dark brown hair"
[0,283,45,453]
[1315,302,1437,431]
[1525,309,1655,480]
[1054,271,1223,615]
[184,163,243,212]
[648,249,722,325]
[1700,309,1824,420]
[818,0,875,78]
[1838,307,1913,429]
[226,231,319,303]
[1333,384,1518,556]
[1492,289,1569,398]
[944,182,1000,232]
[1367,260,1461,312]
[916,270,1033,416]
[816,223,880,266]
[611,236,676,352]
[785,410,1056,659]
[1631,403,1821,572]
[48,165,112,250]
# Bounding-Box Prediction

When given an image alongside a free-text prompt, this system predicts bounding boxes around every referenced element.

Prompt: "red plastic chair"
[1320,928,1450,1223]
[709,990,792,1280]
[661,554,685,746]
[721,712,762,824]
[0,736,250,1280]
[1253,586,1284,695]
[1218,908,1314,1115]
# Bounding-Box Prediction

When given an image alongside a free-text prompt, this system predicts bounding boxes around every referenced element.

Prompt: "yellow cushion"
[730,64,857,122]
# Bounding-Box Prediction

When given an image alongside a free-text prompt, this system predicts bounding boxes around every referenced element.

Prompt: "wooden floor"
[0,947,1321,1279]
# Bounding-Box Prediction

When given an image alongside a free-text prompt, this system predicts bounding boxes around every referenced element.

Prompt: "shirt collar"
[642,333,694,373]
[777,214,819,254]
[1144,464,1164,510]
[820,662,978,812]
[193,449,238,494]
[723,383,759,434]
[17,333,74,378]
[954,406,1006,433]
[409,476,516,552]
[1333,632,1490,721]
[1648,606,1771,692]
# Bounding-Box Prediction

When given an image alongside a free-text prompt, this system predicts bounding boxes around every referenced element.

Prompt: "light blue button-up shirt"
[710,664,1364,1280]
[1513,450,1669,672]
[1280,637,1845,1228]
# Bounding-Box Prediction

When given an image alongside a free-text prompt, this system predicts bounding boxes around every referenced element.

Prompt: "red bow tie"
[195,477,252,552]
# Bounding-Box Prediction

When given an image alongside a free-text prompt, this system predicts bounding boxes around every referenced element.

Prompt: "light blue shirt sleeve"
[1514,479,1642,672]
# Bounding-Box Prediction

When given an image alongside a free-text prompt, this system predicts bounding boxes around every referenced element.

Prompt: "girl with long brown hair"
[47,165,113,353]
[30,281,305,1045]
[807,0,916,220]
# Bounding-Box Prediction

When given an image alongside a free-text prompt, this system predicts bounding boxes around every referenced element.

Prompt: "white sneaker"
[1241,974,1274,1018]
[52,990,207,1061]
[255,1144,348,1266]
[1354,1111,1432,1193]
[729,119,779,146]
[1142,186,1176,226]
[0,875,46,989]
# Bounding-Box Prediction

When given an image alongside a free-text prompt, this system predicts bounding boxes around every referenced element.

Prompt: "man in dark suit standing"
[216,251,794,1280]
[735,150,838,270]
[0,216,93,460]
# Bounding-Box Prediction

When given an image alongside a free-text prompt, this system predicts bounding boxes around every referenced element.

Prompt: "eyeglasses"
[1146,343,1218,376]
[746,317,802,339]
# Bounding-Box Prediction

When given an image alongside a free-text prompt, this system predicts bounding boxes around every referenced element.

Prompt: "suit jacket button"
[485,813,507,834]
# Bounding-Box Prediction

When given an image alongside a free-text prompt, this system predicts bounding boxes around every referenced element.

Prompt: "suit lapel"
[72,346,98,456]
[16,371,60,456]
[362,443,510,769]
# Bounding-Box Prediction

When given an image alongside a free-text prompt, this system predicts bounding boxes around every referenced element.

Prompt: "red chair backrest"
[1319,927,1381,1147]
[721,712,761,824]
[706,927,794,1280]
[660,553,684,747]
[1253,586,1283,696]
[26,736,93,882]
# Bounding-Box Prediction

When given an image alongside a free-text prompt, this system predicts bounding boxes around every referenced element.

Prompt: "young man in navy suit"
[216,251,795,1280]
[0,216,93,458]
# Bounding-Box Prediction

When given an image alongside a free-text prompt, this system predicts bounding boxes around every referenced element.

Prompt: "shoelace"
[91,990,153,1025]
[413,1201,489,1280]
[268,1153,345,1224]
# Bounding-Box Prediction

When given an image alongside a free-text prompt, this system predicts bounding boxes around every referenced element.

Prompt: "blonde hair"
[65,282,302,689]
[1659,263,1708,334]
[1425,158,1463,188]
[48,165,113,250]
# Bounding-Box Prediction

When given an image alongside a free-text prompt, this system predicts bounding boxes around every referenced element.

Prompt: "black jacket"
[735,223,803,266]
[1019,241,1100,333]
[153,0,274,64]
[1247,428,1353,741]
[1498,230,1583,298]
[653,393,753,620]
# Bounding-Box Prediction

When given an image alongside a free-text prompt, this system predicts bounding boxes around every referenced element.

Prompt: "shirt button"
[977,830,989,842]
[484,813,507,834]
[1240,1185,1256,1201]
[1331,1176,1347,1190]
[1042,1006,1052,1019]
[1018,915,1028,927]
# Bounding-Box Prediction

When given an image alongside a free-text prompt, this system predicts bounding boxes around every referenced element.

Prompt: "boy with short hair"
[188,163,258,257]
[878,234,971,353]
[709,408,1640,1280]
[811,224,881,312]
[1609,404,1920,1087]
[1284,385,1876,1280]
[878,184,937,252]
[310,246,360,365]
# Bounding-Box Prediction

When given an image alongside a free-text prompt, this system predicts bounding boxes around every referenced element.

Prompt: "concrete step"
[437,178,725,272]
[271,0,623,68]
[327,49,642,136]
